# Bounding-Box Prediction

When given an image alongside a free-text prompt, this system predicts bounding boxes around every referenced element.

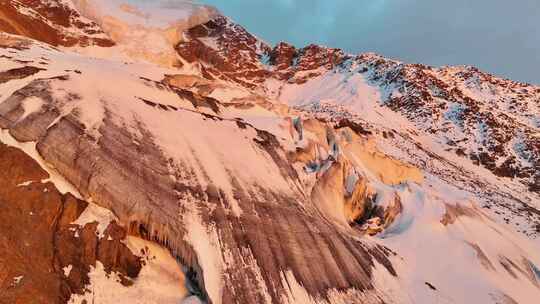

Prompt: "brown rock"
[0,142,141,302]
[0,1,114,47]
[0,141,67,303]
[0,66,45,84]
[270,42,297,70]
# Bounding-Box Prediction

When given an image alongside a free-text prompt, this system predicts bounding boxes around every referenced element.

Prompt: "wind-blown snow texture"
[1,1,540,304]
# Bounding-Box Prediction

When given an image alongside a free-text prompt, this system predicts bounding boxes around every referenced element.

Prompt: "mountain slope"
[1,1,540,304]
[0,0,114,47]
[171,11,540,238]
[173,15,540,198]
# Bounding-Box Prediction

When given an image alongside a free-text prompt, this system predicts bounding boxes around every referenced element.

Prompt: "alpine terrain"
[0,1,539,304]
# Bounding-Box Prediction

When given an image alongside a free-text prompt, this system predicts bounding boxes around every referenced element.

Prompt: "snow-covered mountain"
[1,1,539,304]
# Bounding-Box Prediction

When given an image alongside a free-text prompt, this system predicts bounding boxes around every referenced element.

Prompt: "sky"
[198,0,540,84]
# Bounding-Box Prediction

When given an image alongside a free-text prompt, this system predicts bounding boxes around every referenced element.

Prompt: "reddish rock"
[176,15,272,85]
[176,17,350,86]
[269,42,297,70]
[0,1,114,47]
[0,142,141,303]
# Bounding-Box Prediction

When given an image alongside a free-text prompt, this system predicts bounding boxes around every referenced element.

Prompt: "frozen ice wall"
[71,0,219,66]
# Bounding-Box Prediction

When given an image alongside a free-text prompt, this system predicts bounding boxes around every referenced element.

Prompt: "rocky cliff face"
[1,2,540,304]
[0,0,114,47]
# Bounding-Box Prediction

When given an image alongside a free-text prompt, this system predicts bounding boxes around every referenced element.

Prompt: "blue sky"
[199,0,540,84]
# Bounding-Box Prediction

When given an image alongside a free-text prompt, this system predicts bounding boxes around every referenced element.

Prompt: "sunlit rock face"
[0,0,114,47]
[0,141,152,303]
[1,2,540,304]
[175,14,273,87]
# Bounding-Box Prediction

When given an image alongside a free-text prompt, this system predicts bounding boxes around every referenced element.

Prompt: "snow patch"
[19,96,45,121]
[68,251,187,304]
[63,265,73,277]
[183,207,224,304]
[72,202,118,238]
[124,236,189,302]
[378,178,540,304]
[12,275,23,286]
[16,180,34,187]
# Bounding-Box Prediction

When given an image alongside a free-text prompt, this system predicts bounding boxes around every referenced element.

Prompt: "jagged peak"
[72,0,219,29]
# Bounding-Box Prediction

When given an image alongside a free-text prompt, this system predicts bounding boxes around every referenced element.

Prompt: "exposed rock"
[1,3,540,304]
[269,42,297,71]
[0,66,45,84]
[0,0,114,47]
[176,15,272,87]
[0,141,142,303]
[441,203,483,226]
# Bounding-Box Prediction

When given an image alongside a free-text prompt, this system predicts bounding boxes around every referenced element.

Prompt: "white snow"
[182,296,204,304]
[376,177,540,304]
[12,275,23,286]
[0,58,25,72]
[16,180,34,187]
[272,65,411,133]
[68,253,187,304]
[63,265,73,277]
[198,37,220,51]
[19,96,45,121]
[183,206,223,304]
[222,104,297,151]
[72,202,118,238]
[278,269,385,304]
[71,0,218,66]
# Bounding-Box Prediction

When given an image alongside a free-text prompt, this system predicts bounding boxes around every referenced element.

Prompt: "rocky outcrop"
[0,66,45,84]
[175,16,352,87]
[0,142,141,303]
[176,15,272,87]
[0,0,114,47]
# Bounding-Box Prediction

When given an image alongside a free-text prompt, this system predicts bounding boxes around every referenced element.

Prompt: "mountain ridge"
[1,1,539,304]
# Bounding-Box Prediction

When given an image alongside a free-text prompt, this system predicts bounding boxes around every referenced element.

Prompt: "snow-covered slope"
[1,2,540,304]
[169,10,540,238]
[276,54,539,191]
[273,54,540,239]
[71,0,218,66]
[170,14,539,196]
